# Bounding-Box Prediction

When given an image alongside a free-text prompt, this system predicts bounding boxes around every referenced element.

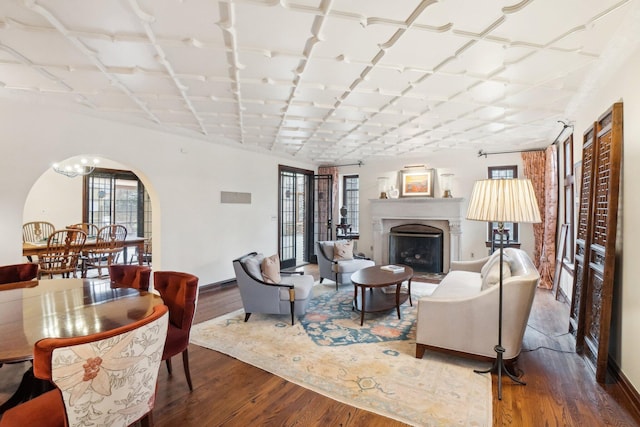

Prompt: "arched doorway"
[23,156,157,266]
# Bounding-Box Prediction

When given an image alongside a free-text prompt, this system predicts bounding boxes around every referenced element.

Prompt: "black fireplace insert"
[388,224,443,273]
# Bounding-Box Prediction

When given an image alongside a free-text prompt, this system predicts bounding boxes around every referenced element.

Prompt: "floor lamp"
[466,178,541,400]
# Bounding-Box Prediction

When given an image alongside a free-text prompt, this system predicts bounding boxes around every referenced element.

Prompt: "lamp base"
[474,344,525,400]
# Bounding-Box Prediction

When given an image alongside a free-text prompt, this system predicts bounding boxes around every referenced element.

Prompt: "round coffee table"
[350,265,414,326]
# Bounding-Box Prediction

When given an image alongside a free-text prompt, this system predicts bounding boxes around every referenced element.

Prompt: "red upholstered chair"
[0,263,38,285]
[0,304,169,427]
[153,271,199,391]
[109,264,152,291]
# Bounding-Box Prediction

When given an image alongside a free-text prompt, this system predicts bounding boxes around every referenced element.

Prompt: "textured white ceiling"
[0,0,636,165]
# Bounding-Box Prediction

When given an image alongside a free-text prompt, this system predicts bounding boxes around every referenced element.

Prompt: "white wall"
[338,151,533,262]
[0,101,314,285]
[566,45,640,389]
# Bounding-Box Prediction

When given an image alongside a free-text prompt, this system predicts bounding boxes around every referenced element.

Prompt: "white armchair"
[415,248,539,361]
[316,241,375,290]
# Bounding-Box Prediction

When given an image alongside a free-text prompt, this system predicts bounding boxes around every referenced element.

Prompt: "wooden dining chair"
[0,263,38,285]
[22,221,55,262]
[83,224,128,278]
[153,271,199,391]
[131,237,152,266]
[22,221,55,243]
[37,229,87,279]
[0,304,169,427]
[67,222,99,237]
[108,264,152,291]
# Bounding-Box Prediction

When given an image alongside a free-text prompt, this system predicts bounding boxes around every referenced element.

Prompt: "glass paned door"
[279,167,332,268]
[279,169,297,268]
[85,169,151,240]
[311,174,332,263]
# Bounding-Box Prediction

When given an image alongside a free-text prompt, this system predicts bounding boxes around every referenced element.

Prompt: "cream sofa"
[415,247,540,361]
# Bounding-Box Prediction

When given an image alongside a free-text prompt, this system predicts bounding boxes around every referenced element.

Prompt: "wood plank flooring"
[2,264,640,426]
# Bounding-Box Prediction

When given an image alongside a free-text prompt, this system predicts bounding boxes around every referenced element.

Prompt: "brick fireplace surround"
[370,198,464,272]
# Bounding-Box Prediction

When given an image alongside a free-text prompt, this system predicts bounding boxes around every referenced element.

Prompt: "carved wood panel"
[569,124,596,349]
[571,102,623,383]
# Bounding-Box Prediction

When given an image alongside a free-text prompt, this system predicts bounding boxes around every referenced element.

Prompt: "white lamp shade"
[466,178,542,224]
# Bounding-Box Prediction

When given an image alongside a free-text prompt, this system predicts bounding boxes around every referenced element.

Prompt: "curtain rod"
[478,120,574,158]
[477,148,545,158]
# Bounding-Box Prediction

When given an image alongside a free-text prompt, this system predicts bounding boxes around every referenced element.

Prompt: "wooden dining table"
[22,235,146,266]
[0,277,163,412]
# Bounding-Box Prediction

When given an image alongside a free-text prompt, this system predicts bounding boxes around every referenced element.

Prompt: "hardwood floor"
[2,264,640,426]
[152,264,640,426]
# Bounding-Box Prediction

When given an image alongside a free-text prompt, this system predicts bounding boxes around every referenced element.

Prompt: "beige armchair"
[316,241,375,290]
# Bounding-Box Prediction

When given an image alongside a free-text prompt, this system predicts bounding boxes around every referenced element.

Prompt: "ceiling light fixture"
[52,158,100,178]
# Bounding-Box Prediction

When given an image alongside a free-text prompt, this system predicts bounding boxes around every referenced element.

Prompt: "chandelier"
[52,158,100,178]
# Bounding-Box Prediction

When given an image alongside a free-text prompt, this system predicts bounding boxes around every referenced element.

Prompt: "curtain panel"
[522,146,558,289]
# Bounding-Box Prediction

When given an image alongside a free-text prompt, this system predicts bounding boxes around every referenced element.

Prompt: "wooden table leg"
[408,278,412,306]
[395,283,401,319]
[360,286,366,326]
[352,284,357,311]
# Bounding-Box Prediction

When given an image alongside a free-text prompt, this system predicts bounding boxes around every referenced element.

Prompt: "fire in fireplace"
[388,224,443,273]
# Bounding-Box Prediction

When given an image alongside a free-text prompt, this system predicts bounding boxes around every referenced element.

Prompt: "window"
[487,166,518,244]
[83,168,151,239]
[342,175,359,234]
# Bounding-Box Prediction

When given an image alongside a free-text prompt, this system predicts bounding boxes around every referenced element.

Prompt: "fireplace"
[370,198,464,272]
[389,224,443,273]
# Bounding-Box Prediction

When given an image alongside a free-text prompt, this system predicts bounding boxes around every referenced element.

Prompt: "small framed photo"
[400,169,434,197]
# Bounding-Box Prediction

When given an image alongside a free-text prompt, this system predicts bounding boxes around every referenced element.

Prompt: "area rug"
[190,282,492,426]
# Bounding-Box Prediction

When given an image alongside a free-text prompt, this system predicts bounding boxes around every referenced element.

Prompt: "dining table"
[22,235,146,267]
[0,277,163,413]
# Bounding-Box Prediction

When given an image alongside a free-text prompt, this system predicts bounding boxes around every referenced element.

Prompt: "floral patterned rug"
[190,282,492,426]
[300,284,422,346]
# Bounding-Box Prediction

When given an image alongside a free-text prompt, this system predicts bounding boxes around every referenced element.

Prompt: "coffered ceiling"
[0,0,636,164]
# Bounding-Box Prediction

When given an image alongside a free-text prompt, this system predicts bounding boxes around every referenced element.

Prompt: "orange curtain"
[522,146,558,289]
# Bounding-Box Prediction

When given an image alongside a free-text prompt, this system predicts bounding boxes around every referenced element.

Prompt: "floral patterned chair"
[0,304,169,427]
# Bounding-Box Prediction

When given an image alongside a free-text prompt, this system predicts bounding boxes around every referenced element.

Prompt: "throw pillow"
[333,240,354,261]
[481,260,512,291]
[480,250,502,278]
[261,254,281,284]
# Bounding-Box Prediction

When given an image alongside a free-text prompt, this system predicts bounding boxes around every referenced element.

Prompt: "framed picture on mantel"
[400,169,434,197]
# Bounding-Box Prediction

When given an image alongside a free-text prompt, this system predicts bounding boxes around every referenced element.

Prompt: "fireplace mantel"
[369,197,465,270]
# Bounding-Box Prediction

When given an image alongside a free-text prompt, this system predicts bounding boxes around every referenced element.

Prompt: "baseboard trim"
[199,278,236,293]
[609,356,640,422]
